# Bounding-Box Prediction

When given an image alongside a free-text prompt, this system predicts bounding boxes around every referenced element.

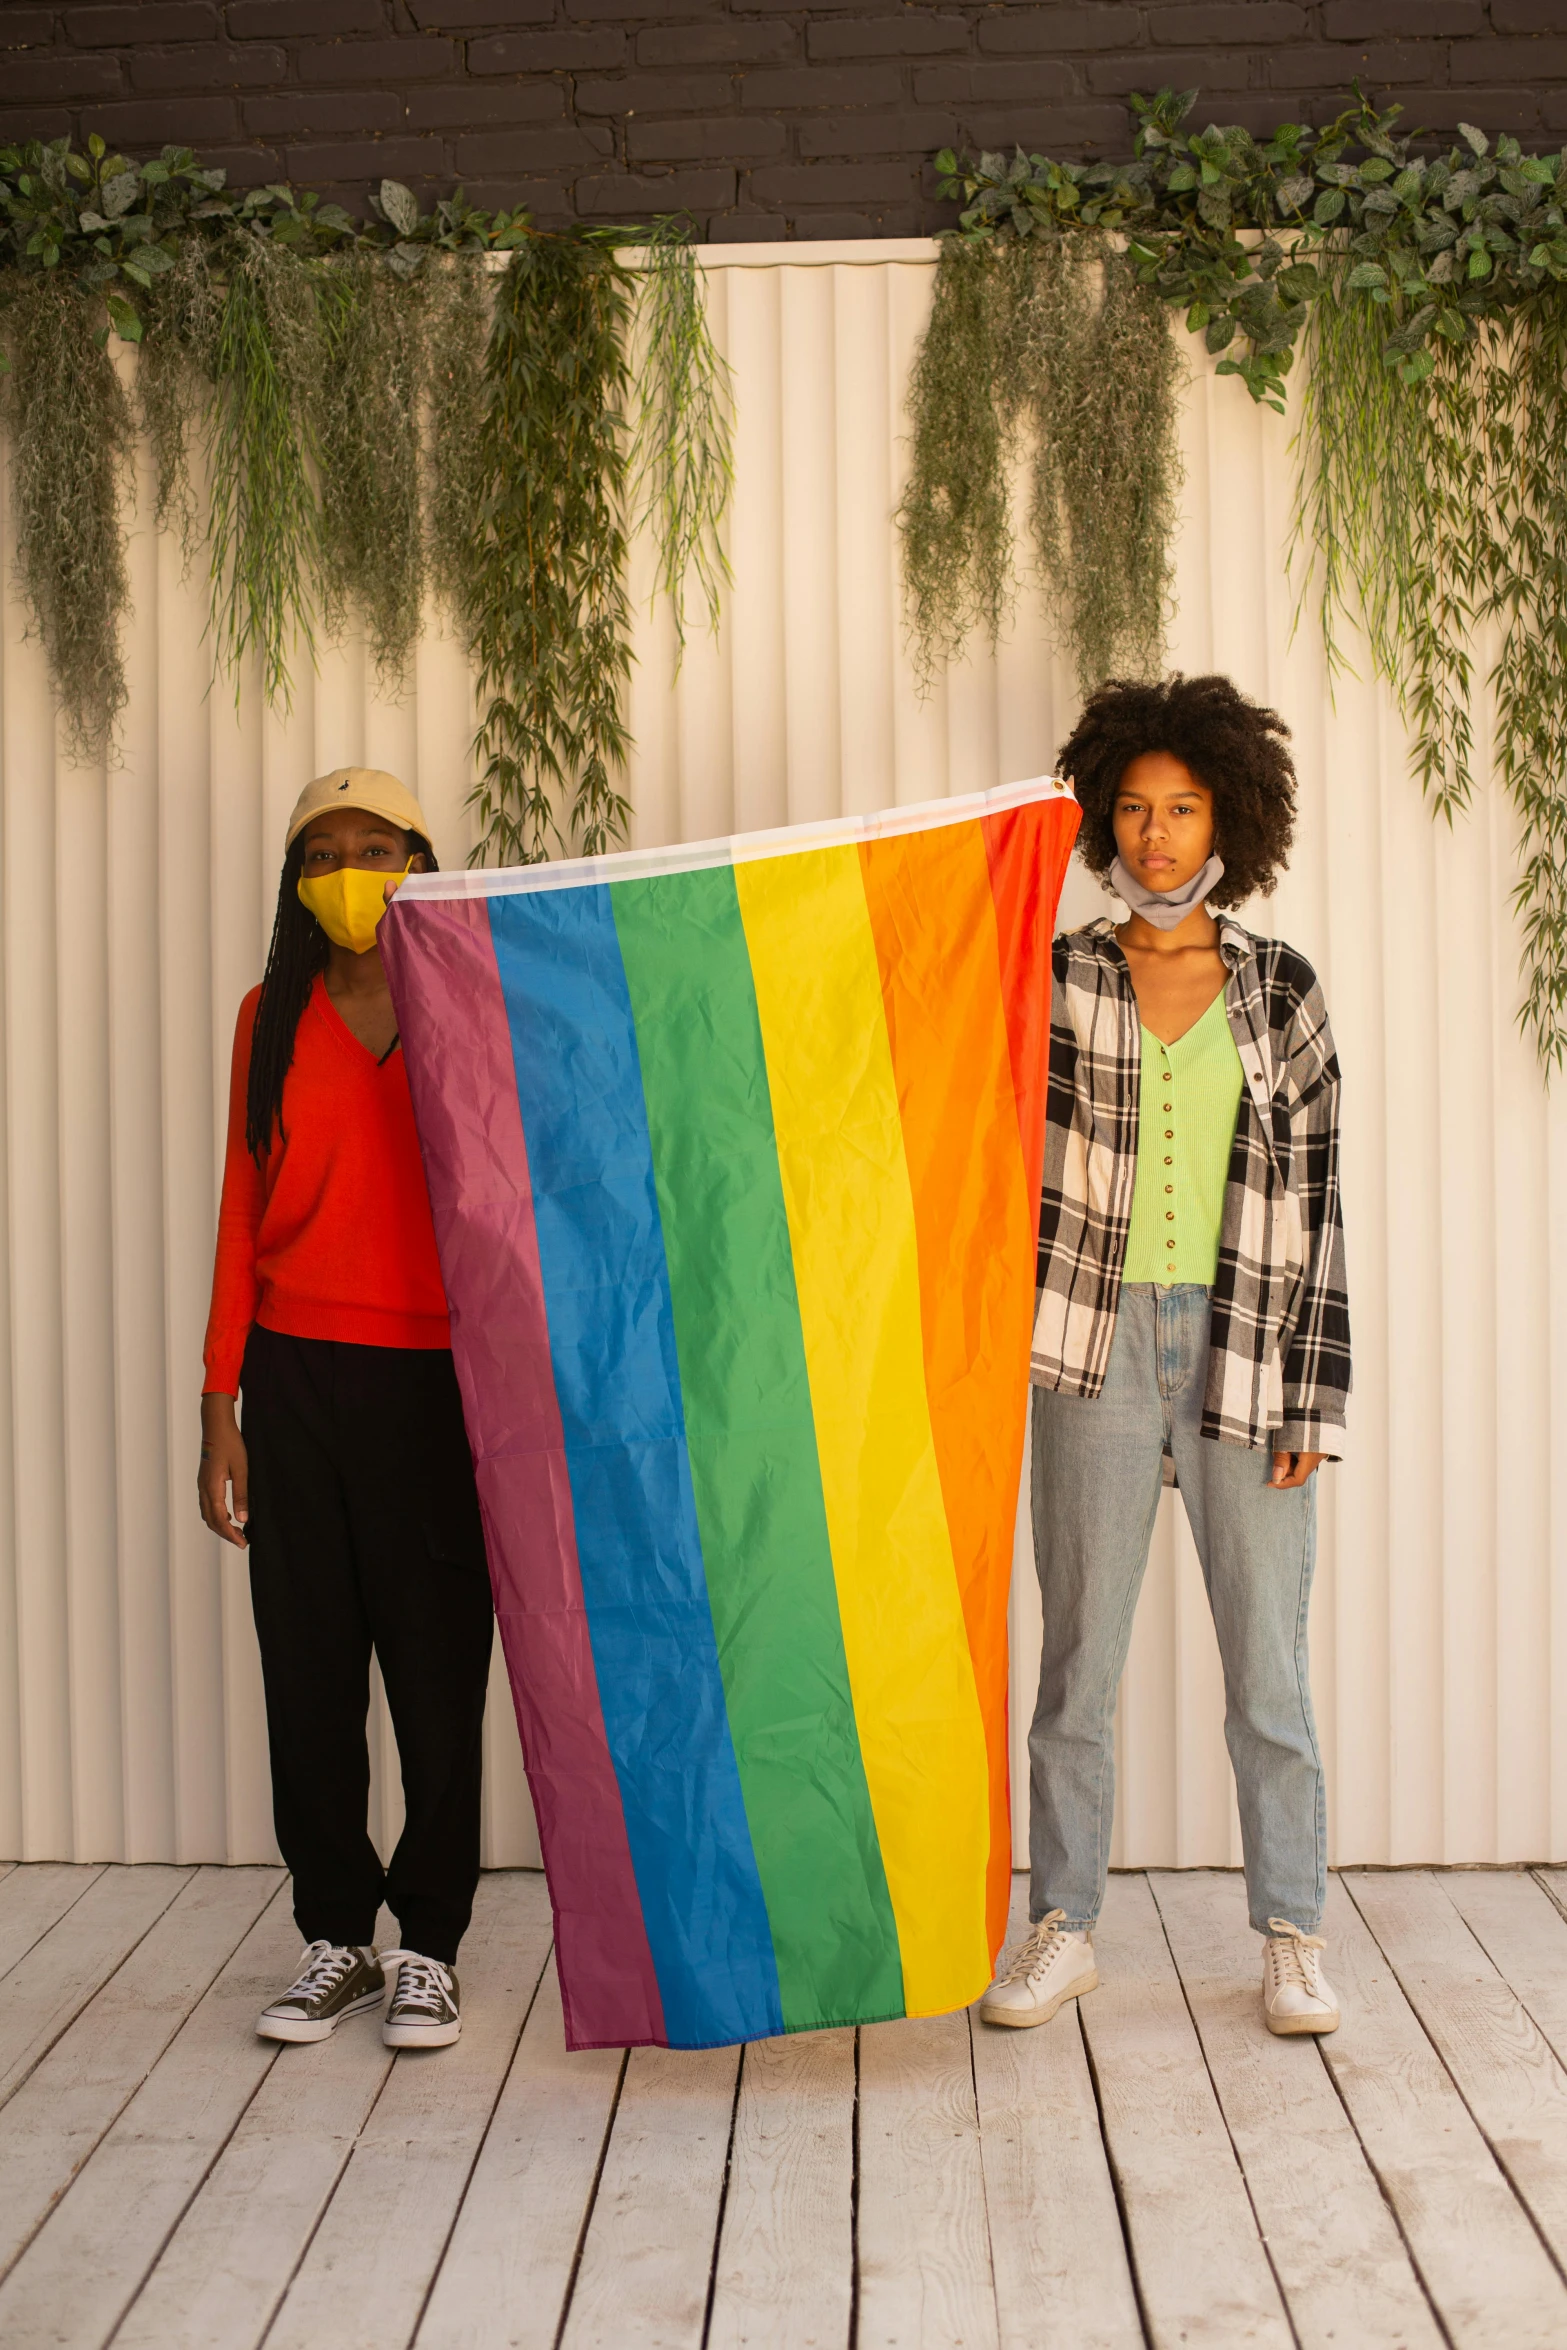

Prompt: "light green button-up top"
[1122,988,1245,1287]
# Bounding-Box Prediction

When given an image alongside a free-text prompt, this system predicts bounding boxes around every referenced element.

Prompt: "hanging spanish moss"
[0,271,132,763]
[422,252,491,621]
[1016,241,1183,692]
[138,239,220,557]
[313,255,426,684]
[897,241,1013,684]
[899,236,1182,696]
[0,137,733,865]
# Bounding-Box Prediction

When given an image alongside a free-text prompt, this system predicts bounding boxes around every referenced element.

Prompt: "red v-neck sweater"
[202,975,450,1396]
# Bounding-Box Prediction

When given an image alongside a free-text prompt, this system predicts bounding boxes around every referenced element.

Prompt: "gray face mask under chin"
[1109,853,1225,932]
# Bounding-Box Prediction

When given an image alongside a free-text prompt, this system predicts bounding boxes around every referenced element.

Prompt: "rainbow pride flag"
[381,781,1078,2050]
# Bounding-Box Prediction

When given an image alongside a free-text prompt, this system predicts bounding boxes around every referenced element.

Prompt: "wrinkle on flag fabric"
[381,780,1079,2050]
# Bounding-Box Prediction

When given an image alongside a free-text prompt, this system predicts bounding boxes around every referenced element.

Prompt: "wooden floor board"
[857,2009,998,2350]
[1531,1868,1567,1923]
[1455,1871,1567,2072]
[0,1866,192,2112]
[0,1864,102,1982]
[1347,1871,1567,2280]
[9,1864,1567,2349]
[558,2040,741,2350]
[706,2028,856,2350]
[0,1867,280,2285]
[1149,1869,1443,2350]
[970,1878,1141,2350]
[0,1882,297,2350]
[1080,1873,1292,2349]
[414,1955,623,2350]
[112,1922,400,2350]
[266,1874,554,2350]
[1323,1874,1567,2348]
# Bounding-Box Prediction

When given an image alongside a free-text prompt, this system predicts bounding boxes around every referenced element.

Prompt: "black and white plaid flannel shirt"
[1032,916,1351,1456]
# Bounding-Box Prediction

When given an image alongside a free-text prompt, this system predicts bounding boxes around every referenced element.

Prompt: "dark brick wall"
[4,0,1567,238]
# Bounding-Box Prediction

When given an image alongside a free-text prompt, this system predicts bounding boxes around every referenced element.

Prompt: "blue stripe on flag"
[487,883,784,2048]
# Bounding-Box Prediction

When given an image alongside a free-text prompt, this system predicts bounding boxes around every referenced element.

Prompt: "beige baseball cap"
[285,767,433,851]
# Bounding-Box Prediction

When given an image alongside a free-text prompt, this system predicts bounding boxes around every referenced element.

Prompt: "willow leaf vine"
[466,234,632,866]
[0,136,732,864]
[914,89,1567,1069]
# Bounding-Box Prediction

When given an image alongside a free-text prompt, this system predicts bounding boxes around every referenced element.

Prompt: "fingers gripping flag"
[381,782,1079,2050]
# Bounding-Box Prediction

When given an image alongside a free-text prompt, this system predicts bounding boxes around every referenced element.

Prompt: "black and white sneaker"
[380,1948,462,2048]
[257,1941,385,2043]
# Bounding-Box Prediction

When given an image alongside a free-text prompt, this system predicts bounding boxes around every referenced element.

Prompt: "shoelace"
[283,1939,360,2005]
[998,1907,1075,1988]
[1266,1916,1326,1996]
[381,1949,454,2018]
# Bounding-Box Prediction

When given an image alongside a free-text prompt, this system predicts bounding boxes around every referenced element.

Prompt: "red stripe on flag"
[383,896,665,2050]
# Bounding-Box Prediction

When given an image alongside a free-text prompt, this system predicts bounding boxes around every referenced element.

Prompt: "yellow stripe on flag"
[735,844,992,2016]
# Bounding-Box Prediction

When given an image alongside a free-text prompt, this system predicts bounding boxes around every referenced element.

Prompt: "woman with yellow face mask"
[198,769,492,2055]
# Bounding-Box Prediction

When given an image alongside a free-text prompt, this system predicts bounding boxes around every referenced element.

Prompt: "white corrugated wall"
[1,238,1563,1872]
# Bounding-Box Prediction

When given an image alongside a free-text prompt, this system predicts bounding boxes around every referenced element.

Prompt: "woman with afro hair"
[981,674,1350,2044]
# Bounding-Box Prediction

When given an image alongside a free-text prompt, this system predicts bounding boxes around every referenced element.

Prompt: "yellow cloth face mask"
[297,860,411,955]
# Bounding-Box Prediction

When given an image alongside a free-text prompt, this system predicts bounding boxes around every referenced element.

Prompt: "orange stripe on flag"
[859,823,1042,1960]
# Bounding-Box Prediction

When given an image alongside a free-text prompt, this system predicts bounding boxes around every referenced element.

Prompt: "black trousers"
[241,1326,494,1964]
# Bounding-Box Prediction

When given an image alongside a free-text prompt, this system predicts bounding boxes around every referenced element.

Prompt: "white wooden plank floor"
[4,1866,1567,2348]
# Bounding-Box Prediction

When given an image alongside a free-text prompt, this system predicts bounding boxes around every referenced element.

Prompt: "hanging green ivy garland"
[0,138,731,865]
[908,89,1567,1070]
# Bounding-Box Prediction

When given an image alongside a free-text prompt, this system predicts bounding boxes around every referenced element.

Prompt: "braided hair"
[245,828,436,1165]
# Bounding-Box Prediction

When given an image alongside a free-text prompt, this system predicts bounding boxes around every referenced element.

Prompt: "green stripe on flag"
[612,865,904,2031]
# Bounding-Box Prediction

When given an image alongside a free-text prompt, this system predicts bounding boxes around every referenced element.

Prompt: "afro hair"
[1057,673,1297,908]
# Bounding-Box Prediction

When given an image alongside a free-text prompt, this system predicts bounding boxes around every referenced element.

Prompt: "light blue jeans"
[1028,1284,1325,1936]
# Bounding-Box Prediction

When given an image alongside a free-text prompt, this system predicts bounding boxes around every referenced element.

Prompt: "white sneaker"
[979,1908,1099,2029]
[1262,1917,1340,2035]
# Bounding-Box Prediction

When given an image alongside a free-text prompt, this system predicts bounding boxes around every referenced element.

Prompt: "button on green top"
[1122,990,1244,1286]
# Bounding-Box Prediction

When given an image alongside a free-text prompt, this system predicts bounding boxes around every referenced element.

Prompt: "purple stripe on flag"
[383,895,666,2050]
